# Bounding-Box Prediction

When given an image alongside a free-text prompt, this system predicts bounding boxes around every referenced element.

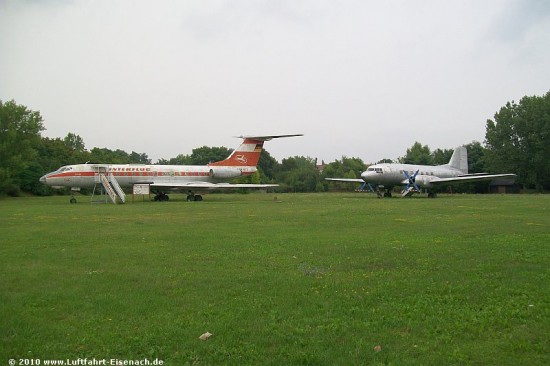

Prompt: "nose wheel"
[70,188,78,203]
[375,186,393,198]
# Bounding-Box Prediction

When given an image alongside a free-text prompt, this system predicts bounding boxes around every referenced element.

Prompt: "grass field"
[1,193,549,365]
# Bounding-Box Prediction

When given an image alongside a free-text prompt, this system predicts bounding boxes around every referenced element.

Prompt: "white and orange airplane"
[40,134,302,203]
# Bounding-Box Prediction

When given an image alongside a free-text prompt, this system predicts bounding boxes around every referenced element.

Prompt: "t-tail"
[208,134,303,168]
[446,146,468,174]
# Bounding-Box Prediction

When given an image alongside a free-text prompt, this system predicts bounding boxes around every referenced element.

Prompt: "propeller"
[403,169,420,192]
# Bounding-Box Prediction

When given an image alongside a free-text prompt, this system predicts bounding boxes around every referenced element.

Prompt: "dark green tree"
[485,91,550,190]
[258,149,279,182]
[89,148,127,164]
[158,146,231,165]
[400,142,433,165]
[0,100,45,195]
[431,148,453,165]
[158,154,192,165]
[236,149,280,185]
[277,156,320,192]
[322,156,366,191]
[463,141,486,174]
[128,151,151,164]
[63,132,86,152]
[189,146,232,165]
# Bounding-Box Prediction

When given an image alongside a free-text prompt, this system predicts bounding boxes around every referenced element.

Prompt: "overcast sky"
[1,0,549,163]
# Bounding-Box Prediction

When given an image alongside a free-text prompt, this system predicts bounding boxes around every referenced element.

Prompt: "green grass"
[1,193,549,365]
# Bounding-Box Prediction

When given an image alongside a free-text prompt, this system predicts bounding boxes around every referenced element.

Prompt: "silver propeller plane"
[326,147,516,198]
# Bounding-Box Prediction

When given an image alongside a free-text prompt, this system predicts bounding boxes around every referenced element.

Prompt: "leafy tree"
[89,148,127,164]
[400,142,432,165]
[463,141,486,174]
[277,156,320,192]
[128,151,151,164]
[188,146,232,165]
[27,136,85,195]
[455,141,491,193]
[63,132,85,152]
[158,154,191,165]
[18,162,51,196]
[0,100,45,195]
[431,148,453,165]
[158,146,232,165]
[485,91,550,190]
[86,148,149,164]
[258,149,279,182]
[322,156,366,191]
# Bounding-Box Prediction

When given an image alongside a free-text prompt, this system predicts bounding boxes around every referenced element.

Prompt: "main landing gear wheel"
[187,194,203,202]
[154,192,169,201]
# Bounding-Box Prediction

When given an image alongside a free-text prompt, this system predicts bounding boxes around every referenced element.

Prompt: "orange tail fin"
[208,134,303,168]
[209,138,265,167]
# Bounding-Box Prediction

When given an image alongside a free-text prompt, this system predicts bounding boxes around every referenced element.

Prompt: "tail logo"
[235,155,248,164]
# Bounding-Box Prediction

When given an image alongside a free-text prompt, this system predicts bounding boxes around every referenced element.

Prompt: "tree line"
[1,91,549,196]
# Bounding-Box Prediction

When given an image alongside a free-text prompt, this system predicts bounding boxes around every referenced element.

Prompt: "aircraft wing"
[324,178,365,183]
[429,173,516,185]
[150,182,278,190]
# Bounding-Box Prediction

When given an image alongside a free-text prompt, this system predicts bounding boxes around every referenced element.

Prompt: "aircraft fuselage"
[361,163,464,188]
[40,163,255,189]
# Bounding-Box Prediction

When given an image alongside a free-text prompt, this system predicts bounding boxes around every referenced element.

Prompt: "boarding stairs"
[96,172,126,204]
[401,186,420,198]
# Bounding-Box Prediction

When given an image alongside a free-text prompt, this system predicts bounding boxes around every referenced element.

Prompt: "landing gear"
[427,192,438,198]
[70,188,78,204]
[153,191,204,202]
[154,192,170,202]
[186,192,203,201]
[376,186,393,198]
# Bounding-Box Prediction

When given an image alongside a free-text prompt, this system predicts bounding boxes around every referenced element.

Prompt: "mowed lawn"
[1,193,549,365]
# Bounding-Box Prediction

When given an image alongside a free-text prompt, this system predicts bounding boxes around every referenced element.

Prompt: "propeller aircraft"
[326,147,516,198]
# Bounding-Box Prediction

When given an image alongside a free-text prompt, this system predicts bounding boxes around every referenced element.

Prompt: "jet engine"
[209,168,242,179]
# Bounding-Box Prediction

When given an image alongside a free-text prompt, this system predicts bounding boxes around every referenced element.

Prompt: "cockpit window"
[57,166,72,173]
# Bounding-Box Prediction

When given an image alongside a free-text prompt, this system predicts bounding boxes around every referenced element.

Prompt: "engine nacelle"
[209,168,242,179]
[413,175,434,188]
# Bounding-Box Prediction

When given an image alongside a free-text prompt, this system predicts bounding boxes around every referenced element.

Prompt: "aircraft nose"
[39,175,47,184]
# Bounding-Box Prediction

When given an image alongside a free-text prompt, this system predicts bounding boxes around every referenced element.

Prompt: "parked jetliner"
[40,134,302,203]
[326,147,516,198]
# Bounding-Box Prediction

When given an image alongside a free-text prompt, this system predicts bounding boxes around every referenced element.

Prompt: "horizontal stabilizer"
[236,134,303,141]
